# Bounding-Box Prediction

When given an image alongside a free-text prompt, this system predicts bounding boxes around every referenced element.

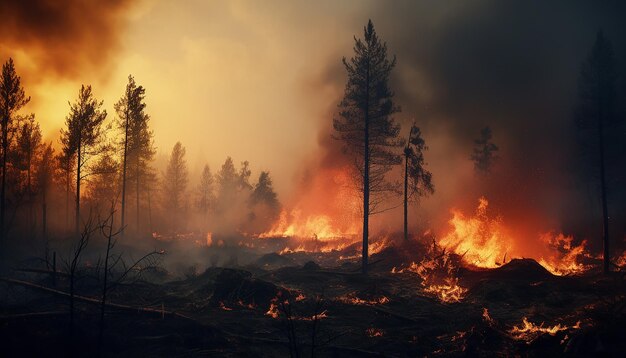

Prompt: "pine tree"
[163,142,188,230]
[0,58,30,241]
[333,20,403,273]
[197,164,215,213]
[471,126,498,174]
[35,142,54,240]
[60,85,107,235]
[250,171,279,210]
[216,157,238,212]
[575,31,617,274]
[115,75,155,235]
[403,124,434,240]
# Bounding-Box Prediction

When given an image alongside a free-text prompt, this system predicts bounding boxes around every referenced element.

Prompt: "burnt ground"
[0,239,625,357]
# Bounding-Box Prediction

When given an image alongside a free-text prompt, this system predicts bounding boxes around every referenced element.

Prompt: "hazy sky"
[2,0,625,230]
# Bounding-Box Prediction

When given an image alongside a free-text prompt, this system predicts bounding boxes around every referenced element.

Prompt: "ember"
[509,317,581,342]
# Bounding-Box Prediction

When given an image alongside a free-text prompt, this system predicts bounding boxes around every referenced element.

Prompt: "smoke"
[291,0,626,248]
[0,0,137,81]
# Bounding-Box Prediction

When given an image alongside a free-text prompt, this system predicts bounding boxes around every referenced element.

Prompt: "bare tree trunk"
[362,62,370,275]
[99,215,114,353]
[1,115,7,243]
[148,188,153,233]
[66,164,70,232]
[598,101,610,274]
[75,135,81,236]
[404,151,408,241]
[120,106,129,237]
[136,160,140,235]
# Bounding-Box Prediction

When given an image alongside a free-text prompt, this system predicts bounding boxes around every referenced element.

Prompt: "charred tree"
[0,58,30,243]
[403,124,434,240]
[333,20,403,274]
[575,31,617,274]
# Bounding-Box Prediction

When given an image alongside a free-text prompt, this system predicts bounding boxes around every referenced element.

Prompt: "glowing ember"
[219,302,233,311]
[366,328,384,337]
[337,294,390,305]
[422,278,467,303]
[299,310,329,321]
[614,249,626,270]
[439,197,511,268]
[265,302,279,319]
[482,308,495,326]
[509,317,581,342]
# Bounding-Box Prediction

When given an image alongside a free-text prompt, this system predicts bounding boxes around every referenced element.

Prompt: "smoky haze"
[0,0,136,81]
[297,0,626,248]
[0,0,624,262]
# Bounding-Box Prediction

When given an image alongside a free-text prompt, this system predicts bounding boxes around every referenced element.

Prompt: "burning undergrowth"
[391,240,468,303]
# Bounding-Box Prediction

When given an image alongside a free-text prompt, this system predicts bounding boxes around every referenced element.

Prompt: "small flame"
[265,302,279,319]
[509,317,581,342]
[482,308,495,325]
[366,328,384,337]
[337,294,390,305]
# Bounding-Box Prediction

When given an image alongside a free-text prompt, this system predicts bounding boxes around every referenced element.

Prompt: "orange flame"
[392,245,468,303]
[439,197,511,268]
[337,294,390,305]
[439,197,593,276]
[259,209,358,241]
[537,233,592,276]
[509,317,581,342]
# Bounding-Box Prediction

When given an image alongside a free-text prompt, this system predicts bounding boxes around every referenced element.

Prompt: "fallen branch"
[366,304,425,324]
[0,311,68,320]
[0,277,193,321]
[16,268,70,278]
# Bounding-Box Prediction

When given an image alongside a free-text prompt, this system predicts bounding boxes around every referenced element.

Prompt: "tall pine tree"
[0,58,30,242]
[60,85,107,235]
[333,20,403,273]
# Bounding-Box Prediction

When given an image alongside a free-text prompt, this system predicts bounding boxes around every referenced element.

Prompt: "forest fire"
[392,246,468,303]
[438,197,593,276]
[1,3,625,357]
[259,209,358,241]
[438,197,512,268]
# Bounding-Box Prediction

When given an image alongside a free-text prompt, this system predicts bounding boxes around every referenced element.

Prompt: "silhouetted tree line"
[0,61,281,257]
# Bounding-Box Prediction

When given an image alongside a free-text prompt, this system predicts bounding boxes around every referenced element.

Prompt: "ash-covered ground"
[0,236,624,357]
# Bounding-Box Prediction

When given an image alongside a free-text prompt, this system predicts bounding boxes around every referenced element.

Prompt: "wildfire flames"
[438,197,593,276]
[439,197,511,268]
[259,209,358,241]
[392,245,468,303]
